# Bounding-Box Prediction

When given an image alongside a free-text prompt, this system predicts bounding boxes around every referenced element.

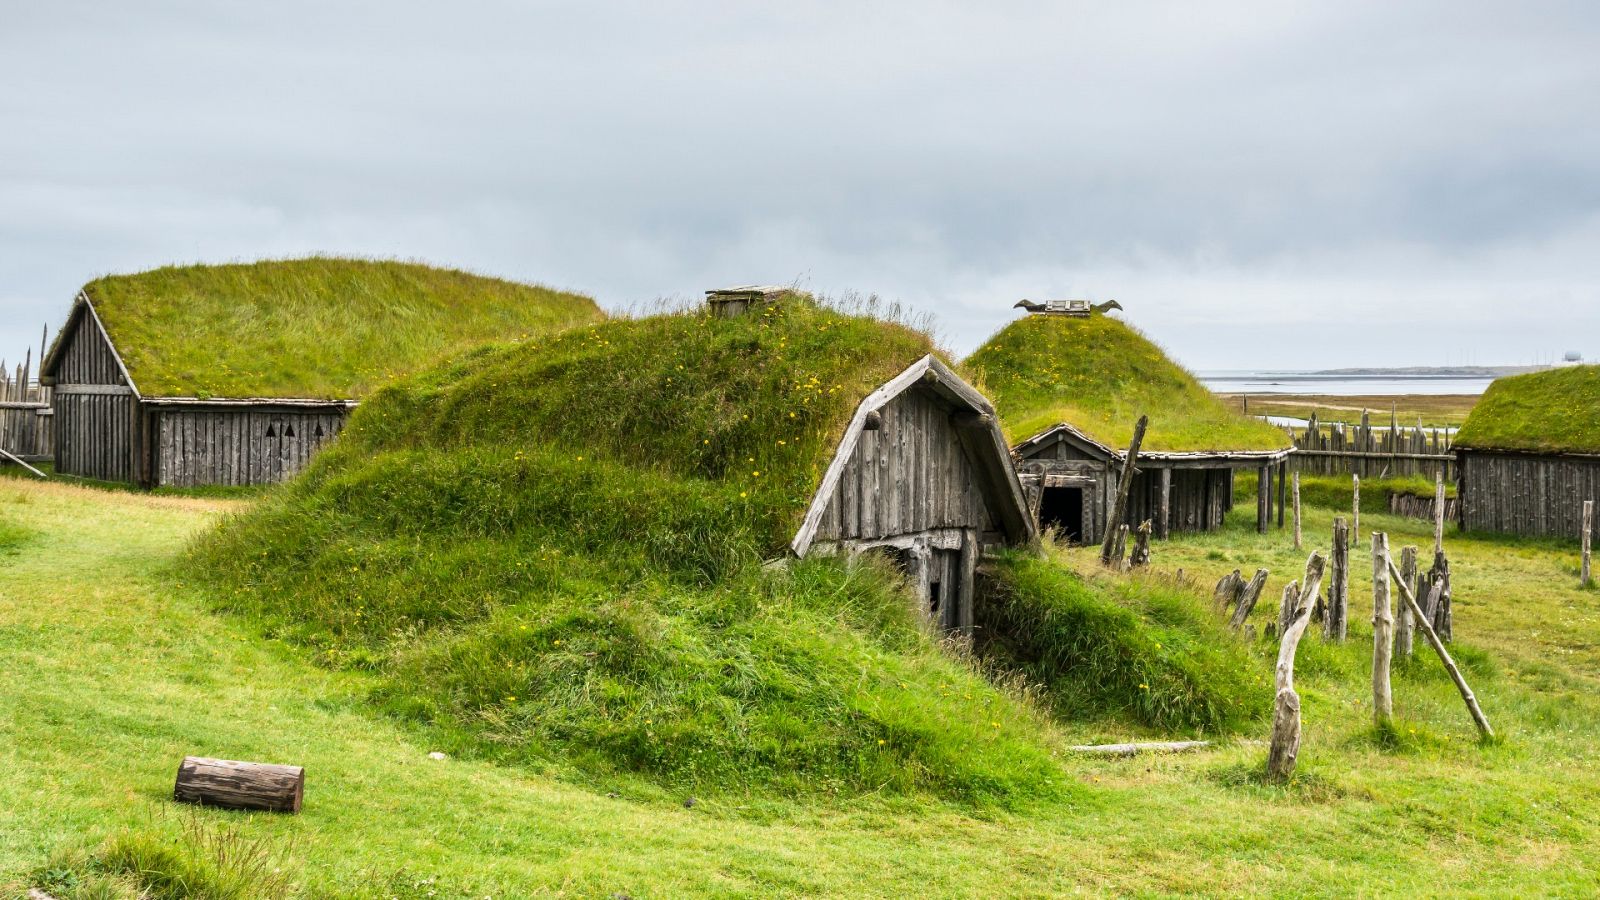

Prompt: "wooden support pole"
[1372,532,1393,728]
[1277,461,1287,529]
[1157,467,1172,540]
[1582,500,1593,589]
[1396,546,1418,657]
[1256,465,1270,535]
[1433,470,1446,556]
[1100,415,1148,567]
[1326,518,1349,641]
[1292,471,1302,550]
[174,757,304,813]
[1386,557,1494,741]
[1267,552,1327,782]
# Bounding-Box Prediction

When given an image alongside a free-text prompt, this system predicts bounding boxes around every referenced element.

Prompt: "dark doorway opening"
[1039,487,1085,543]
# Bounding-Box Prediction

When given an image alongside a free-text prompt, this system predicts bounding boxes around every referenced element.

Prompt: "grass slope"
[1454,365,1600,454]
[185,302,1072,801]
[8,480,1600,896]
[83,257,602,399]
[964,313,1289,452]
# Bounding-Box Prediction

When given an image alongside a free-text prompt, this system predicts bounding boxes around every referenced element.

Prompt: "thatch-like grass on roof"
[83,257,603,399]
[964,313,1290,452]
[1454,365,1600,455]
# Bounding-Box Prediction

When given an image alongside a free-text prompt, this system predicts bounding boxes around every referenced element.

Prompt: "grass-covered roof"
[964,313,1290,453]
[1454,365,1600,455]
[78,257,602,399]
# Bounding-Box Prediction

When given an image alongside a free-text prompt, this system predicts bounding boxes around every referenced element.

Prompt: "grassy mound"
[1454,365,1600,454]
[964,313,1289,452]
[187,301,1070,801]
[81,257,602,399]
[980,554,1269,732]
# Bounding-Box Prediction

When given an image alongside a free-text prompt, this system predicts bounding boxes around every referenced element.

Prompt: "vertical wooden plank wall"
[51,319,133,481]
[1459,451,1600,539]
[155,408,348,487]
[1287,417,1454,481]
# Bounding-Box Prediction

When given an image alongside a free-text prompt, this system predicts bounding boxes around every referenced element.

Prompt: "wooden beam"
[1372,532,1393,728]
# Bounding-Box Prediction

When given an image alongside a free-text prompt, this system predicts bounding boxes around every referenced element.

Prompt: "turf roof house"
[40,259,601,487]
[1453,366,1600,538]
[967,305,1294,542]
[721,287,1036,631]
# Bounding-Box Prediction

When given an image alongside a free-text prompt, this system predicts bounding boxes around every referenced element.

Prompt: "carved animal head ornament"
[1012,298,1123,317]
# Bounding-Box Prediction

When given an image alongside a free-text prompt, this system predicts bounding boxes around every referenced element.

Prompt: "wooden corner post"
[1372,532,1393,728]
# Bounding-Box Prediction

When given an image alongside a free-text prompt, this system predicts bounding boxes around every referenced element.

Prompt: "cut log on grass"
[1386,557,1494,741]
[1372,532,1393,728]
[1100,415,1148,567]
[174,757,304,813]
[1228,568,1269,631]
[1326,518,1349,641]
[1067,741,1210,757]
[1267,552,1327,783]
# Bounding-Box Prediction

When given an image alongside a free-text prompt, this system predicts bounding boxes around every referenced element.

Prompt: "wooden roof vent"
[706,285,794,318]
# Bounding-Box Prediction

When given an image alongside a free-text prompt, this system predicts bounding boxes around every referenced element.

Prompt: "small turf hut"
[39,258,601,487]
[965,305,1293,542]
[1453,366,1600,538]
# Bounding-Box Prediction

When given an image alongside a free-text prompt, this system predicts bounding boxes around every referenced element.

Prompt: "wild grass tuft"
[35,818,299,900]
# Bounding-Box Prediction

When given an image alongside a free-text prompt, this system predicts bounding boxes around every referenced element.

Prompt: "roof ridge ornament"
[1012,298,1123,317]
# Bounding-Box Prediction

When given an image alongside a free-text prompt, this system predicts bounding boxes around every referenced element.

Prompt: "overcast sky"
[4,1,1599,373]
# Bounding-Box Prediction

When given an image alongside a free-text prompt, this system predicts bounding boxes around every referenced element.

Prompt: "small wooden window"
[285,424,296,438]
[314,423,325,437]
[265,423,276,438]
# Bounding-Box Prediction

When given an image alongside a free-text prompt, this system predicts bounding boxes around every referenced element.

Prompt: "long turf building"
[40,258,602,487]
[1453,366,1600,538]
[966,304,1293,541]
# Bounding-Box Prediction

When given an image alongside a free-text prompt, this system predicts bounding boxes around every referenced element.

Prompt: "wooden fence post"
[1427,551,1452,642]
[1292,471,1302,550]
[1257,465,1271,534]
[1387,557,1493,741]
[1583,500,1593,588]
[1352,474,1360,547]
[1396,546,1418,657]
[1326,517,1349,641]
[1100,416,1148,567]
[1372,533,1393,728]
[1277,580,1300,636]
[1129,521,1151,569]
[1157,468,1172,540]
[1267,552,1328,782]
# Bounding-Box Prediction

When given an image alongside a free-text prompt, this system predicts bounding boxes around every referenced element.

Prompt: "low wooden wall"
[0,371,53,461]
[1459,450,1600,539]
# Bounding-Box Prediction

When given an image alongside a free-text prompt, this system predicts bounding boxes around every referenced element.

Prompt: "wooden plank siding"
[154,408,347,487]
[812,385,999,544]
[1459,450,1600,539]
[50,314,135,481]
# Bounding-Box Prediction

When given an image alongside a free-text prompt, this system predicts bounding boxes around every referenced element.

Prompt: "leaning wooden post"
[1229,568,1270,631]
[1396,546,1418,657]
[1277,579,1300,636]
[1433,470,1446,556]
[1387,557,1494,741]
[1292,471,1302,550]
[1267,552,1327,783]
[1325,518,1349,641]
[1372,532,1394,728]
[1582,500,1593,588]
[1352,474,1360,548]
[1100,415,1148,567]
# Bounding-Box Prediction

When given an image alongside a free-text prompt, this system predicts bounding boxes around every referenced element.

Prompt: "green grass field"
[4,477,1599,896]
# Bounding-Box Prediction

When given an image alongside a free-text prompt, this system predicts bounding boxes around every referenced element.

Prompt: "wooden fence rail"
[1283,412,1453,481]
